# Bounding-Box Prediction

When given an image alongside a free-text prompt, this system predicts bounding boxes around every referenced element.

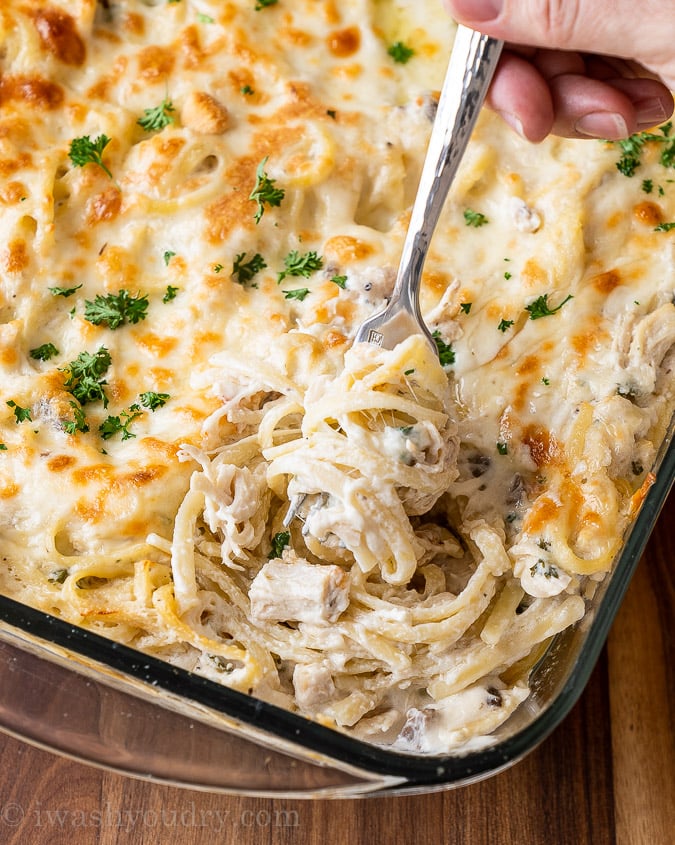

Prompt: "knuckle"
[538,0,584,47]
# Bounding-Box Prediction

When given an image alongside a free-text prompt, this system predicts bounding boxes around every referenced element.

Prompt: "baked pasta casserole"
[0,0,673,752]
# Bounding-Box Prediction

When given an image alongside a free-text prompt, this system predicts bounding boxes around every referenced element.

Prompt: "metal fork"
[353,27,503,351]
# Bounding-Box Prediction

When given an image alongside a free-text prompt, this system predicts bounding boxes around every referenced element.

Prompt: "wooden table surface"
[0,497,672,845]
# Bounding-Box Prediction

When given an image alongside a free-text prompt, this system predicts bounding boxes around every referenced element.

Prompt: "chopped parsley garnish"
[213,263,224,273]
[498,318,514,332]
[497,441,508,455]
[0,444,7,451]
[163,250,176,266]
[269,531,290,558]
[529,560,559,579]
[542,377,550,386]
[641,179,654,194]
[277,250,324,283]
[6,400,32,424]
[196,12,215,23]
[283,287,310,301]
[84,289,149,329]
[460,302,472,314]
[30,343,59,361]
[463,208,489,227]
[232,252,267,285]
[163,285,179,303]
[48,283,82,298]
[139,391,170,411]
[403,369,415,376]
[137,99,175,132]
[431,330,455,366]
[241,85,254,95]
[504,271,512,280]
[525,293,573,320]
[326,109,337,119]
[255,0,278,9]
[387,41,414,64]
[63,401,90,434]
[68,134,114,180]
[62,346,112,408]
[99,404,142,441]
[655,221,675,232]
[249,156,285,223]
[331,274,347,289]
[609,121,675,177]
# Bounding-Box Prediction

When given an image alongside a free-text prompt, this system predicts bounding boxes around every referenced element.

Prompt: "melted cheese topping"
[0,0,673,753]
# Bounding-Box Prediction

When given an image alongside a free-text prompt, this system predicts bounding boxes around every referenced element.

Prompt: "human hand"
[442,0,675,141]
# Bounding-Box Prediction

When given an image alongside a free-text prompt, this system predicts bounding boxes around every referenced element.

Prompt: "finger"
[604,77,674,130]
[547,74,638,138]
[485,51,554,142]
[442,0,666,66]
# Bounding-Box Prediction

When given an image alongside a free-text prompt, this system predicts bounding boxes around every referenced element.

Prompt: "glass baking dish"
[1,415,672,797]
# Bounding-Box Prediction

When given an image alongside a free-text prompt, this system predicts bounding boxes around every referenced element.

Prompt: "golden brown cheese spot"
[592,269,621,294]
[0,482,20,500]
[96,246,138,290]
[522,495,560,534]
[521,258,548,289]
[47,455,77,472]
[1,238,29,273]
[85,187,122,226]
[633,201,662,227]
[522,424,559,467]
[423,269,452,296]
[0,153,32,178]
[1,346,18,367]
[605,210,624,230]
[28,8,86,67]
[122,12,145,36]
[177,25,205,70]
[181,92,230,135]
[72,464,116,486]
[137,45,175,82]
[117,466,167,489]
[0,181,27,204]
[571,331,596,358]
[135,332,179,358]
[323,329,347,349]
[324,235,374,263]
[0,75,64,109]
[327,26,361,57]
[515,354,540,377]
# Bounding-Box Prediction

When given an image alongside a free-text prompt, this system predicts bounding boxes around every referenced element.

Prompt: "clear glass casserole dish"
[0,416,672,797]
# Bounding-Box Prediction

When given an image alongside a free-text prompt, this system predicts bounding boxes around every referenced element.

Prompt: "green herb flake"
[196,13,215,23]
[63,401,89,434]
[529,560,559,579]
[654,221,675,232]
[255,0,278,9]
[249,156,285,223]
[137,99,175,132]
[542,377,550,386]
[163,250,176,266]
[283,287,310,301]
[525,293,573,320]
[460,302,472,314]
[431,330,455,367]
[463,208,489,228]
[6,400,32,423]
[30,342,60,361]
[0,444,7,451]
[163,285,179,303]
[497,441,508,455]
[277,250,323,283]
[404,369,415,376]
[99,404,142,441]
[48,283,82,298]
[498,318,514,332]
[84,289,149,329]
[269,531,290,558]
[241,85,254,95]
[331,274,347,289]
[213,263,224,273]
[387,41,414,64]
[68,134,114,180]
[504,271,512,280]
[61,346,112,408]
[48,568,69,584]
[641,179,654,194]
[139,392,170,411]
[232,252,267,285]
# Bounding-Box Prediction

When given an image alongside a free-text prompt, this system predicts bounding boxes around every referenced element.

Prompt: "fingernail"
[634,97,669,128]
[449,0,503,22]
[496,111,525,138]
[575,112,629,140]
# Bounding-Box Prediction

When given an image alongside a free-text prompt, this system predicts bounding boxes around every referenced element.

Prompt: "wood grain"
[0,496,672,845]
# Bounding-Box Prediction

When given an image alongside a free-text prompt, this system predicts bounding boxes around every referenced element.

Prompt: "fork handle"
[393,27,504,320]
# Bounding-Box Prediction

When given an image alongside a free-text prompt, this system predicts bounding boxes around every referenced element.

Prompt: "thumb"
[443,0,672,76]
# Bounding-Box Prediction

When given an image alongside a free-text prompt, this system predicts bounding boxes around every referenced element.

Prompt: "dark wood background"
[0,496,672,845]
